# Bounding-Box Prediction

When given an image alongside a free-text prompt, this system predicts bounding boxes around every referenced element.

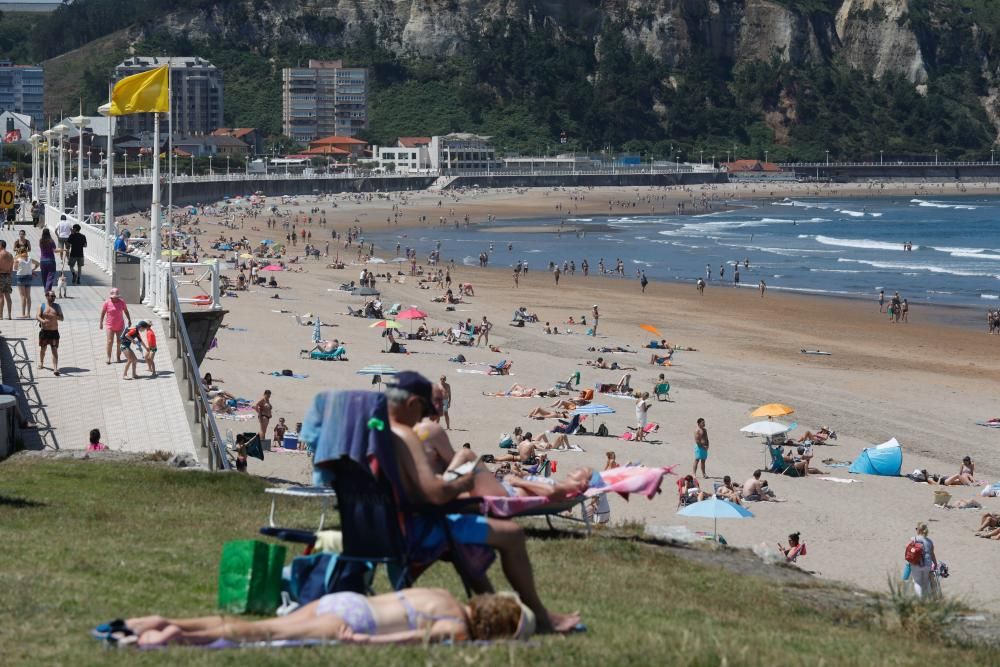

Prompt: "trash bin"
[113,252,142,303]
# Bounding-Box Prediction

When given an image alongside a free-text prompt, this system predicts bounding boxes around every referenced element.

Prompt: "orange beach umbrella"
[640,324,662,338]
[750,403,795,418]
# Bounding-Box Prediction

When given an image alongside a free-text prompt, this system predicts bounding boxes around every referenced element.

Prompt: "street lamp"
[935,149,939,165]
[880,150,883,166]
[52,122,70,212]
[28,133,41,200]
[764,150,769,165]
[97,101,116,274]
[208,154,213,175]
[70,115,89,221]
[227,154,230,176]
[825,150,830,166]
[42,129,53,203]
[699,149,703,165]
[992,149,995,165]
[190,154,194,177]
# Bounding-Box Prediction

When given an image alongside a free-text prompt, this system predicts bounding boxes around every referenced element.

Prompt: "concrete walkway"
[0,226,195,456]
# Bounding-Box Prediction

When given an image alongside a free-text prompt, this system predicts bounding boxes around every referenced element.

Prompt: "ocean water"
[368,196,1000,308]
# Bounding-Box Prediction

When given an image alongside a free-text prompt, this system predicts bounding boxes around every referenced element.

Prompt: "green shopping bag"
[217,540,287,614]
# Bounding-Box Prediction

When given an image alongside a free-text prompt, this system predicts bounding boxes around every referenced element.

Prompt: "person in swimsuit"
[254,389,272,445]
[439,374,452,430]
[37,227,58,294]
[37,291,64,376]
[693,417,709,478]
[119,321,149,380]
[941,456,978,486]
[143,325,157,377]
[110,588,535,646]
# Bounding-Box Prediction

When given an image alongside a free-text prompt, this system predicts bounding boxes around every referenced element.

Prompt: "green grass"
[0,457,992,666]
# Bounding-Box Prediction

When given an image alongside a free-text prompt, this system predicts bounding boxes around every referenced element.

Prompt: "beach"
[144,181,1000,609]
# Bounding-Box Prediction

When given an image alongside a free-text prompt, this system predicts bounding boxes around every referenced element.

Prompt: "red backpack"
[904,539,924,565]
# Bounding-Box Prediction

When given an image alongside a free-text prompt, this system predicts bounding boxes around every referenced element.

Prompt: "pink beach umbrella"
[396,307,427,333]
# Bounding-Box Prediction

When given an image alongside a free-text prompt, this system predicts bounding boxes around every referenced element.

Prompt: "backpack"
[904,539,924,565]
[596,423,609,437]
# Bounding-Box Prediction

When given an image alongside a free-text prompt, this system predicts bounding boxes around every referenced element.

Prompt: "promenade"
[0,226,195,456]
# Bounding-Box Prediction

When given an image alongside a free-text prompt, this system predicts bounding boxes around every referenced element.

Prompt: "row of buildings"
[0,56,369,143]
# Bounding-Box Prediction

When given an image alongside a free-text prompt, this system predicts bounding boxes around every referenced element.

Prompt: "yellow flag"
[109,65,169,115]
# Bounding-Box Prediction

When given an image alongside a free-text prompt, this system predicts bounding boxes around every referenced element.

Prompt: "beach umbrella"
[640,324,662,338]
[356,364,399,389]
[261,239,275,245]
[218,243,233,250]
[397,308,427,320]
[352,286,381,297]
[368,257,386,264]
[312,320,322,344]
[572,403,616,416]
[751,403,795,418]
[390,257,408,263]
[677,496,754,542]
[369,320,400,329]
[262,265,283,271]
[740,421,790,437]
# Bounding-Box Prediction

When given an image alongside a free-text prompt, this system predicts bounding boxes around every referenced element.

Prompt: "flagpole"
[150,110,161,310]
[100,81,115,279]
[167,63,173,306]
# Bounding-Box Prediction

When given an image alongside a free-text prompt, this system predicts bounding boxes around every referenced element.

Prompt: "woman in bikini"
[253,390,272,445]
[107,588,534,646]
[941,456,978,486]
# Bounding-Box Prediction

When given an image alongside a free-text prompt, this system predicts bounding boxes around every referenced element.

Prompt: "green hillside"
[7,0,1000,161]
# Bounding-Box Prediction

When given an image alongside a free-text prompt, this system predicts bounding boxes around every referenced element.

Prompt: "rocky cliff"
[32,0,1000,158]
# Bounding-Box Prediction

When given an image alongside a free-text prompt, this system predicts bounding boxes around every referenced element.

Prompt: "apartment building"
[0,61,43,128]
[282,60,367,143]
[113,56,224,135]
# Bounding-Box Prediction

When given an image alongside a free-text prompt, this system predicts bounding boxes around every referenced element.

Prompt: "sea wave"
[982,294,1000,300]
[809,268,866,274]
[948,251,1000,261]
[836,209,866,217]
[838,257,1000,278]
[910,198,978,210]
[815,235,915,251]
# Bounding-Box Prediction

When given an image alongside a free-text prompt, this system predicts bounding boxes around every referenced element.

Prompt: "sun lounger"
[305,349,348,361]
[488,360,513,375]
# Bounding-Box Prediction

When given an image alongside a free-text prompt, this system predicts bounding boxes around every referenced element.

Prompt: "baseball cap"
[389,370,438,416]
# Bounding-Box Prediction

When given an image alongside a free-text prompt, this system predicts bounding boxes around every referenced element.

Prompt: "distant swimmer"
[759,279,766,297]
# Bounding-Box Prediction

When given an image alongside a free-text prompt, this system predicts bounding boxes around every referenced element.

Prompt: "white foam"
[836,209,866,217]
[930,246,987,254]
[810,268,865,274]
[838,257,1000,278]
[815,235,914,251]
[566,218,592,222]
[982,294,1000,300]
[911,198,978,210]
[949,251,1000,261]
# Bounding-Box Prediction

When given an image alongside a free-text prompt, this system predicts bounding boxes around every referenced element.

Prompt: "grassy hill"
[1,454,996,666]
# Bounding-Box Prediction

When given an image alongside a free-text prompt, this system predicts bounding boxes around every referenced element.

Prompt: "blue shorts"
[414,514,490,550]
[694,445,708,461]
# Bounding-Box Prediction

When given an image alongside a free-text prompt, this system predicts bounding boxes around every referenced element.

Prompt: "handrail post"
[211,261,221,309]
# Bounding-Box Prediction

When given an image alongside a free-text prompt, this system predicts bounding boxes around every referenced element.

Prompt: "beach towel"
[584,465,675,501]
[818,477,860,484]
[976,421,1000,429]
[300,391,389,485]
[264,371,309,379]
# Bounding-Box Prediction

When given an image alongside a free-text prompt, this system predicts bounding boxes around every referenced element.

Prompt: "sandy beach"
[124,180,1000,610]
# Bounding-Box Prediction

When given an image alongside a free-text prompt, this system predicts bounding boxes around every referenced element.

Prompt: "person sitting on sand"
[211,394,233,414]
[978,513,1000,536]
[716,475,742,505]
[649,353,673,366]
[678,475,706,505]
[108,588,537,647]
[742,470,777,501]
[941,456,979,486]
[778,532,806,562]
[615,374,632,393]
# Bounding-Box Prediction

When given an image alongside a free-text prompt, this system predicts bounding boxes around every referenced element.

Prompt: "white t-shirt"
[56,220,72,239]
[635,399,649,425]
[15,258,32,276]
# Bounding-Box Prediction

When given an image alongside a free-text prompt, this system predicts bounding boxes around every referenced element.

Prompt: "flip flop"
[91,619,129,640]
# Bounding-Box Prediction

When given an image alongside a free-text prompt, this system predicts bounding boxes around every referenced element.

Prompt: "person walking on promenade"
[14,250,37,318]
[38,228,58,293]
[99,287,131,364]
[0,239,14,320]
[37,290,63,376]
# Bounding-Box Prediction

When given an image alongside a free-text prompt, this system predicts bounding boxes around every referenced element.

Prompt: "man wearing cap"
[386,370,580,634]
[591,304,599,336]
[99,287,131,365]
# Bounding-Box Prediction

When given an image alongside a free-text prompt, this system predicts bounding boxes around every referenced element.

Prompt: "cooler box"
[282,433,299,450]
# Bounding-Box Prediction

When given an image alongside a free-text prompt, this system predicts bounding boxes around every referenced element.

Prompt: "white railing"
[44,205,111,275]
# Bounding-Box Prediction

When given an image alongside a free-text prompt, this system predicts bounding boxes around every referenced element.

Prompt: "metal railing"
[167,276,230,471]
[780,160,1000,168]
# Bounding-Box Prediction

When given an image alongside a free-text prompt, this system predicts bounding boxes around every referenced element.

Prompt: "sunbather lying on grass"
[106,589,535,646]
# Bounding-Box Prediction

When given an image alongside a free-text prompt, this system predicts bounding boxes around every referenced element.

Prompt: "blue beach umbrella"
[572,403,616,416]
[312,319,322,344]
[677,496,754,542]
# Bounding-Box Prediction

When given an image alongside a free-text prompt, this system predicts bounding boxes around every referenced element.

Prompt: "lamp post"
[53,123,69,212]
[70,115,89,222]
[227,154,230,176]
[764,150,769,165]
[42,129,53,204]
[699,149,703,165]
[208,154,213,176]
[992,149,995,165]
[935,149,939,165]
[880,150,884,166]
[28,133,40,201]
[123,151,128,179]
[190,154,194,177]
[825,150,830,166]
[97,102,116,277]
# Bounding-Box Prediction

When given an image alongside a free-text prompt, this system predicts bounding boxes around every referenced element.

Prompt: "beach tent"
[849,438,902,476]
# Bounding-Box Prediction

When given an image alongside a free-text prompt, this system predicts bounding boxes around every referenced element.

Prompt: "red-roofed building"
[723,160,783,173]
[398,137,431,148]
[301,145,352,157]
[212,127,263,154]
[307,135,368,158]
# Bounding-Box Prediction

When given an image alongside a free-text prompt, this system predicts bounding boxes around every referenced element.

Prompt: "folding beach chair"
[768,445,802,477]
[654,382,671,401]
[551,414,582,435]
[488,360,512,375]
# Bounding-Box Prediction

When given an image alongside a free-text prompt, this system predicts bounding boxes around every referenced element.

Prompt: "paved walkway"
[0,226,195,455]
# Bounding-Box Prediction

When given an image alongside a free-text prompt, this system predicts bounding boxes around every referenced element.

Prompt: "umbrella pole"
[715,516,719,543]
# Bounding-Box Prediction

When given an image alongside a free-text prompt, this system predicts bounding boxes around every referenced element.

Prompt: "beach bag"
[217,540,287,614]
[904,539,924,566]
[498,434,515,449]
[596,423,609,437]
[902,562,911,580]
